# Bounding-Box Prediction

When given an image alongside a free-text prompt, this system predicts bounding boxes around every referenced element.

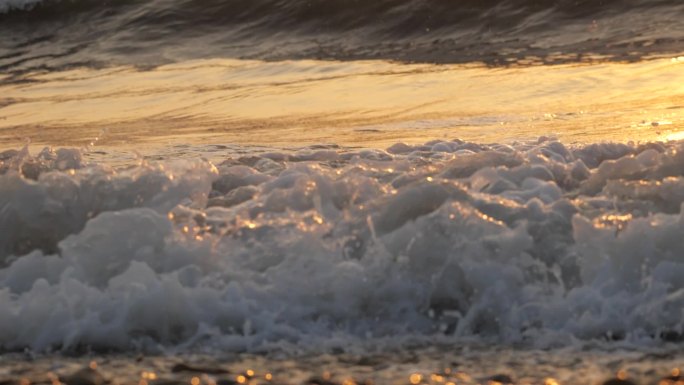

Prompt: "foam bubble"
[1,139,684,353]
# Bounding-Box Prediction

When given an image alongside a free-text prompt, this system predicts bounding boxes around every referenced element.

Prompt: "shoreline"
[1,344,682,385]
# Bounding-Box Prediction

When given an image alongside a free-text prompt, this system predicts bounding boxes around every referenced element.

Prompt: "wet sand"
[1,344,682,385]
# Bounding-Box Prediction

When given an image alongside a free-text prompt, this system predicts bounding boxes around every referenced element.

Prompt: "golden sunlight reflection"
[409,373,423,384]
[0,57,682,154]
[664,130,684,141]
[617,370,628,380]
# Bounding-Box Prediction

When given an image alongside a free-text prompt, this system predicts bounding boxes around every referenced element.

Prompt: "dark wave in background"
[1,0,684,77]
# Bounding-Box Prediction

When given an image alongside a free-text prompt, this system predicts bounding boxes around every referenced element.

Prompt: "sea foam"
[0,0,44,13]
[0,138,683,353]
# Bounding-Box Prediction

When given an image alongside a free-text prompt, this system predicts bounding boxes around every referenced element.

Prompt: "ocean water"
[1,1,684,384]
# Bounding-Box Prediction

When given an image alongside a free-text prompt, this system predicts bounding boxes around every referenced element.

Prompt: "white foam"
[0,0,45,13]
[1,139,684,353]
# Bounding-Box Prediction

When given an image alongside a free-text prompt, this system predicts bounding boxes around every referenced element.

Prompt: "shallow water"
[1,0,684,381]
[2,0,684,73]
[1,57,683,160]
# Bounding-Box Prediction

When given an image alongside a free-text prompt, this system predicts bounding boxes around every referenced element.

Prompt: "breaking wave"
[1,138,684,352]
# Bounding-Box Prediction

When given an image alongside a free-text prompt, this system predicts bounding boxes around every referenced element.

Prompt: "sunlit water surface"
[1,57,683,162]
[2,53,684,385]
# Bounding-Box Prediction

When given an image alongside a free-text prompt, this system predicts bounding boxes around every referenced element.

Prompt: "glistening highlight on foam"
[1,138,683,353]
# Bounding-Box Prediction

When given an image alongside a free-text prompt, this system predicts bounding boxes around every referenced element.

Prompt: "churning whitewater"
[1,138,683,353]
